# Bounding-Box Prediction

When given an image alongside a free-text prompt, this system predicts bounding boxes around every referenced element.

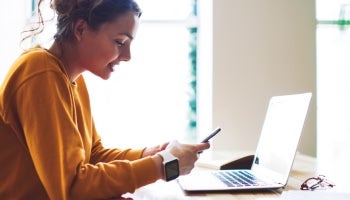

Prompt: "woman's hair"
[23,0,141,44]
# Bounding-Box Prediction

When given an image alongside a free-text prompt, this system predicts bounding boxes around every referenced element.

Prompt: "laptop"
[177,92,312,192]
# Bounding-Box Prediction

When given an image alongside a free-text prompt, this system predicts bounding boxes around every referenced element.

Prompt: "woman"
[0,0,210,199]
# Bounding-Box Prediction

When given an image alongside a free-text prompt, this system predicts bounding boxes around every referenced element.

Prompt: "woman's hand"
[166,140,210,175]
[147,140,210,180]
[141,142,169,157]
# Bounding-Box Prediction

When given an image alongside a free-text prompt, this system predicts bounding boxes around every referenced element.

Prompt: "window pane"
[316,0,350,185]
[85,23,192,148]
[137,0,193,21]
[316,0,350,20]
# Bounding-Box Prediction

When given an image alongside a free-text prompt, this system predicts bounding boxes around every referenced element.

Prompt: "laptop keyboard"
[212,170,268,187]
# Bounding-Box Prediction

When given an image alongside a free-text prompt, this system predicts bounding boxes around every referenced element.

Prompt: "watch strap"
[157,151,177,163]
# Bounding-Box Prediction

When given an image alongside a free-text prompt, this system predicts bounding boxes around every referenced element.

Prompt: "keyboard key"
[212,170,268,187]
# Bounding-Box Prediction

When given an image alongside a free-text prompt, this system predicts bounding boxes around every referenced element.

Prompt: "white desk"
[121,152,348,199]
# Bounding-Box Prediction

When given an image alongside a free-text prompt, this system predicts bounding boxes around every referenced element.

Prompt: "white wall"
[198,0,317,156]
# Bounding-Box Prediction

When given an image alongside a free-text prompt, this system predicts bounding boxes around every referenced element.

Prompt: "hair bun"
[51,0,79,14]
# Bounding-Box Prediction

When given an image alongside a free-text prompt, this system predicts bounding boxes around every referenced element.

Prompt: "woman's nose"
[119,45,131,62]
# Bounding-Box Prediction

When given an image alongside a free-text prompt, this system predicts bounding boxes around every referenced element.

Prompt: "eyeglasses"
[300,175,335,191]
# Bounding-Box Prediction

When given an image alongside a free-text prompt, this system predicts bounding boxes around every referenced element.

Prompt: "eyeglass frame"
[300,175,335,191]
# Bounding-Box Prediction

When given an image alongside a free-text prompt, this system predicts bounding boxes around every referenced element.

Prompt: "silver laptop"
[177,92,312,192]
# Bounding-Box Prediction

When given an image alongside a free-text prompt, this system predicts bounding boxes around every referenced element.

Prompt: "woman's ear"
[74,19,87,41]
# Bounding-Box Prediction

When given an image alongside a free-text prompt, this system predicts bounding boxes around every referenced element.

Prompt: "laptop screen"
[252,93,312,181]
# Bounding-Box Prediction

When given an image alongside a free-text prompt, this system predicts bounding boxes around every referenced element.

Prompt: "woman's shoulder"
[3,46,68,89]
[20,46,58,65]
[13,46,64,75]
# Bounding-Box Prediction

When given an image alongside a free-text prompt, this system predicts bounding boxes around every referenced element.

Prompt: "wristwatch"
[157,151,179,181]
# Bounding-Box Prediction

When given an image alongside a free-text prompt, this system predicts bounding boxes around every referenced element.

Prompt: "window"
[86,0,199,148]
[0,0,30,82]
[316,0,350,174]
[25,0,199,148]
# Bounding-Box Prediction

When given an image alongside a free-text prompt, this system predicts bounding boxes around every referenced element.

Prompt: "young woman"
[0,0,210,199]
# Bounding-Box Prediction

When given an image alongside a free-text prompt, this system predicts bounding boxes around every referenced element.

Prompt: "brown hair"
[22,0,141,44]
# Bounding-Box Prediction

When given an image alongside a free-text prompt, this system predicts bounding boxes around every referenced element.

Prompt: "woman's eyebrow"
[120,33,134,40]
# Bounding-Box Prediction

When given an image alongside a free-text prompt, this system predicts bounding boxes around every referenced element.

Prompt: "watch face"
[165,159,179,181]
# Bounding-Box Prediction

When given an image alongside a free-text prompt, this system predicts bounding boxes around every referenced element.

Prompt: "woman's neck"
[48,41,81,82]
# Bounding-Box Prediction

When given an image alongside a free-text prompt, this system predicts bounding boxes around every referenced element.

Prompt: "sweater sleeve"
[90,136,147,163]
[16,70,159,199]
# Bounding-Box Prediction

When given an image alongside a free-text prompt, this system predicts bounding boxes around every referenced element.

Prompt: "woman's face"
[77,11,139,80]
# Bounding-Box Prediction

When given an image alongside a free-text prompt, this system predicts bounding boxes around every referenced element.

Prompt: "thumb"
[165,140,179,150]
[160,142,170,150]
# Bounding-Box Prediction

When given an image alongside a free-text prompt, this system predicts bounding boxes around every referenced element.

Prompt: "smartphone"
[201,127,221,143]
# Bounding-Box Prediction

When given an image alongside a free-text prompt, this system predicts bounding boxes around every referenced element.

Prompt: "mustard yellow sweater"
[0,48,158,199]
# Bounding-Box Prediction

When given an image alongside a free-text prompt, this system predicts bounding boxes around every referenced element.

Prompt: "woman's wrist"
[152,154,164,180]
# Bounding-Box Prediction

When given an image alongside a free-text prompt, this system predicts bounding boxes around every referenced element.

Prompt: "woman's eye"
[115,41,125,47]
